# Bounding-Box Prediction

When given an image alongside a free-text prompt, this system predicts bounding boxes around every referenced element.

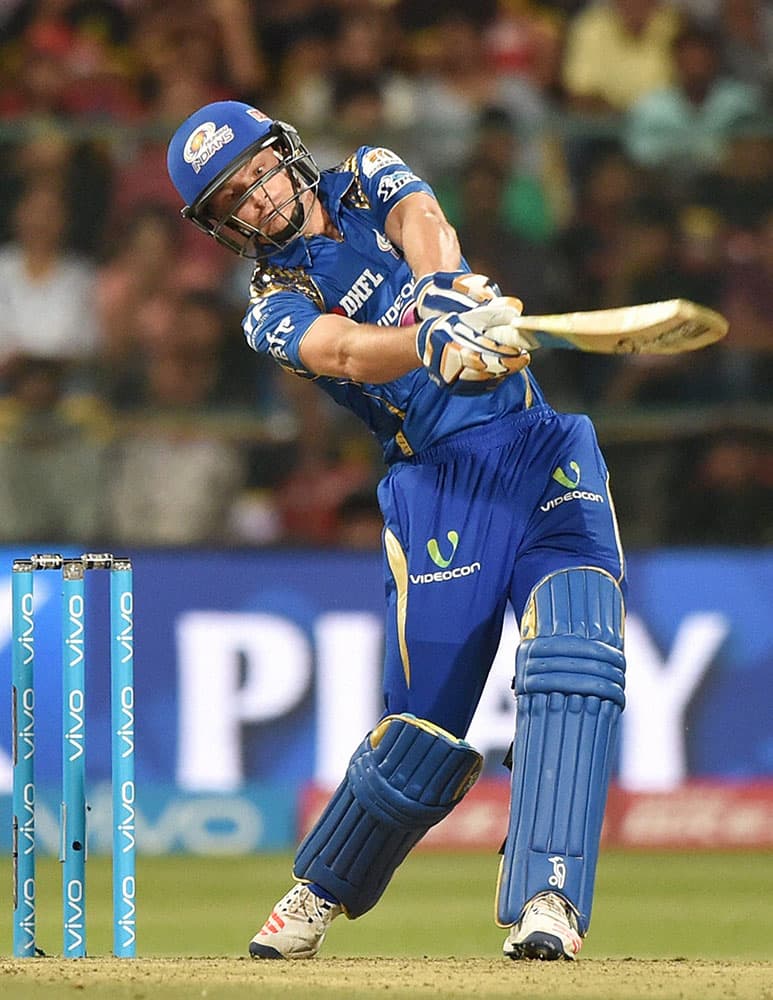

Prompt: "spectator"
[717,0,773,95]
[271,27,333,137]
[0,45,70,119]
[0,0,139,118]
[411,10,549,175]
[0,354,109,542]
[0,180,100,376]
[95,203,181,401]
[624,22,767,177]
[0,129,113,255]
[132,1,264,106]
[330,8,417,131]
[106,327,249,546]
[556,144,658,408]
[109,2,263,276]
[667,430,773,544]
[434,106,565,245]
[271,377,381,545]
[96,206,242,402]
[691,132,773,232]
[207,0,267,101]
[716,207,773,403]
[446,158,570,317]
[0,131,69,245]
[309,74,393,168]
[671,203,727,307]
[170,289,257,408]
[272,6,415,155]
[254,0,339,86]
[594,199,729,408]
[558,143,649,311]
[436,147,578,410]
[602,196,725,309]
[562,0,683,113]
[483,0,567,100]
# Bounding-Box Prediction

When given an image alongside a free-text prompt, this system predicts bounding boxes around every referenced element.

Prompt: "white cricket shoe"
[503,891,583,961]
[249,883,343,959]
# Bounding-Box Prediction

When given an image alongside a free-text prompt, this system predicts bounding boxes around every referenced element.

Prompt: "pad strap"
[497,567,625,934]
[295,714,482,917]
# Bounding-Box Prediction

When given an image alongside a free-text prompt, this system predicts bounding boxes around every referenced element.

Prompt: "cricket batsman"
[167,101,626,961]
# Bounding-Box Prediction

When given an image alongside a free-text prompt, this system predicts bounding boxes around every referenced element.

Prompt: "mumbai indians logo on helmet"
[183,121,235,174]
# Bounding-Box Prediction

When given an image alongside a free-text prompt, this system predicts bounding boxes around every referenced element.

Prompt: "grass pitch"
[1,850,772,999]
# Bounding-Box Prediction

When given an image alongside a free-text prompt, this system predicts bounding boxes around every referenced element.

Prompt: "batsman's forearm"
[337,323,422,383]
[402,217,461,280]
[300,315,421,383]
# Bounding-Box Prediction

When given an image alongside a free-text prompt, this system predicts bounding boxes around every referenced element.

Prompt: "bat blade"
[514,299,729,355]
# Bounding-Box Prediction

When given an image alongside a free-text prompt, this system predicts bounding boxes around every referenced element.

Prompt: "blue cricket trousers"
[377,405,625,737]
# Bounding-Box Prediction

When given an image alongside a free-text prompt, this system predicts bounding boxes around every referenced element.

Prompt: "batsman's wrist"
[415,316,435,365]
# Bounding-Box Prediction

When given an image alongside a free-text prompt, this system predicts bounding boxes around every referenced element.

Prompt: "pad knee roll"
[295,714,482,918]
[497,567,625,934]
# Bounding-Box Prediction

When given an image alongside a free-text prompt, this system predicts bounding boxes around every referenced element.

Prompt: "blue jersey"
[242,146,546,465]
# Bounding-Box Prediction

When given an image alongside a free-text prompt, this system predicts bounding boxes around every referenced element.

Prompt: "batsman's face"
[207,147,306,240]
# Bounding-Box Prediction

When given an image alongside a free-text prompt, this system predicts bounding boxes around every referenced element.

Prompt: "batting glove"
[473,296,539,353]
[415,271,521,319]
[416,301,531,395]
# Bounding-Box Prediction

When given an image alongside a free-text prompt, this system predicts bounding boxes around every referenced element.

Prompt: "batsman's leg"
[249,440,516,960]
[250,714,482,959]
[498,566,626,960]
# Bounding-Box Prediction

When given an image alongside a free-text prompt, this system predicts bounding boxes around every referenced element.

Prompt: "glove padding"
[416,299,531,394]
[415,271,513,320]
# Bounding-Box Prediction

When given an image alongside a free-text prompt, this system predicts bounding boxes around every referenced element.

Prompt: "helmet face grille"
[188,124,320,258]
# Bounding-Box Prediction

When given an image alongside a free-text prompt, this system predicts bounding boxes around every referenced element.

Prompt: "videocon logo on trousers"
[552,461,581,489]
[427,530,459,569]
[541,459,605,512]
[409,530,481,584]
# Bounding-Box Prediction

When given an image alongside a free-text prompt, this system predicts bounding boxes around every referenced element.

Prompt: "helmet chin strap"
[261,199,307,248]
[249,167,312,256]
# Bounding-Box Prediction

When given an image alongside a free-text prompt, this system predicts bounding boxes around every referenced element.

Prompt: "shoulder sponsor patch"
[377,170,420,202]
[362,147,404,178]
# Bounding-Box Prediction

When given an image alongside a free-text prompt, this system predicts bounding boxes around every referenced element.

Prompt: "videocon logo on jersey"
[541,459,605,512]
[409,530,481,584]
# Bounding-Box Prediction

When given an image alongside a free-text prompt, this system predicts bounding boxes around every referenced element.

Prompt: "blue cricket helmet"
[167,100,320,258]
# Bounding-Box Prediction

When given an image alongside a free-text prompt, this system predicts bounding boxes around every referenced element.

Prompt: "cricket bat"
[507,299,728,355]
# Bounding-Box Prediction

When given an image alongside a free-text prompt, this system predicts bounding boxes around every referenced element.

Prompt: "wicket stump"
[11,553,136,958]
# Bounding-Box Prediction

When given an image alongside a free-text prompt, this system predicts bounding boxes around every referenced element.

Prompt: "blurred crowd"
[0,0,771,549]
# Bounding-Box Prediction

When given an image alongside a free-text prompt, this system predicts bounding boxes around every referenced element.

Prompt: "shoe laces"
[533,892,577,929]
[283,885,335,924]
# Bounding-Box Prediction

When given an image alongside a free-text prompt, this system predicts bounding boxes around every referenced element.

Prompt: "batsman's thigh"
[511,414,625,618]
[377,462,513,737]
